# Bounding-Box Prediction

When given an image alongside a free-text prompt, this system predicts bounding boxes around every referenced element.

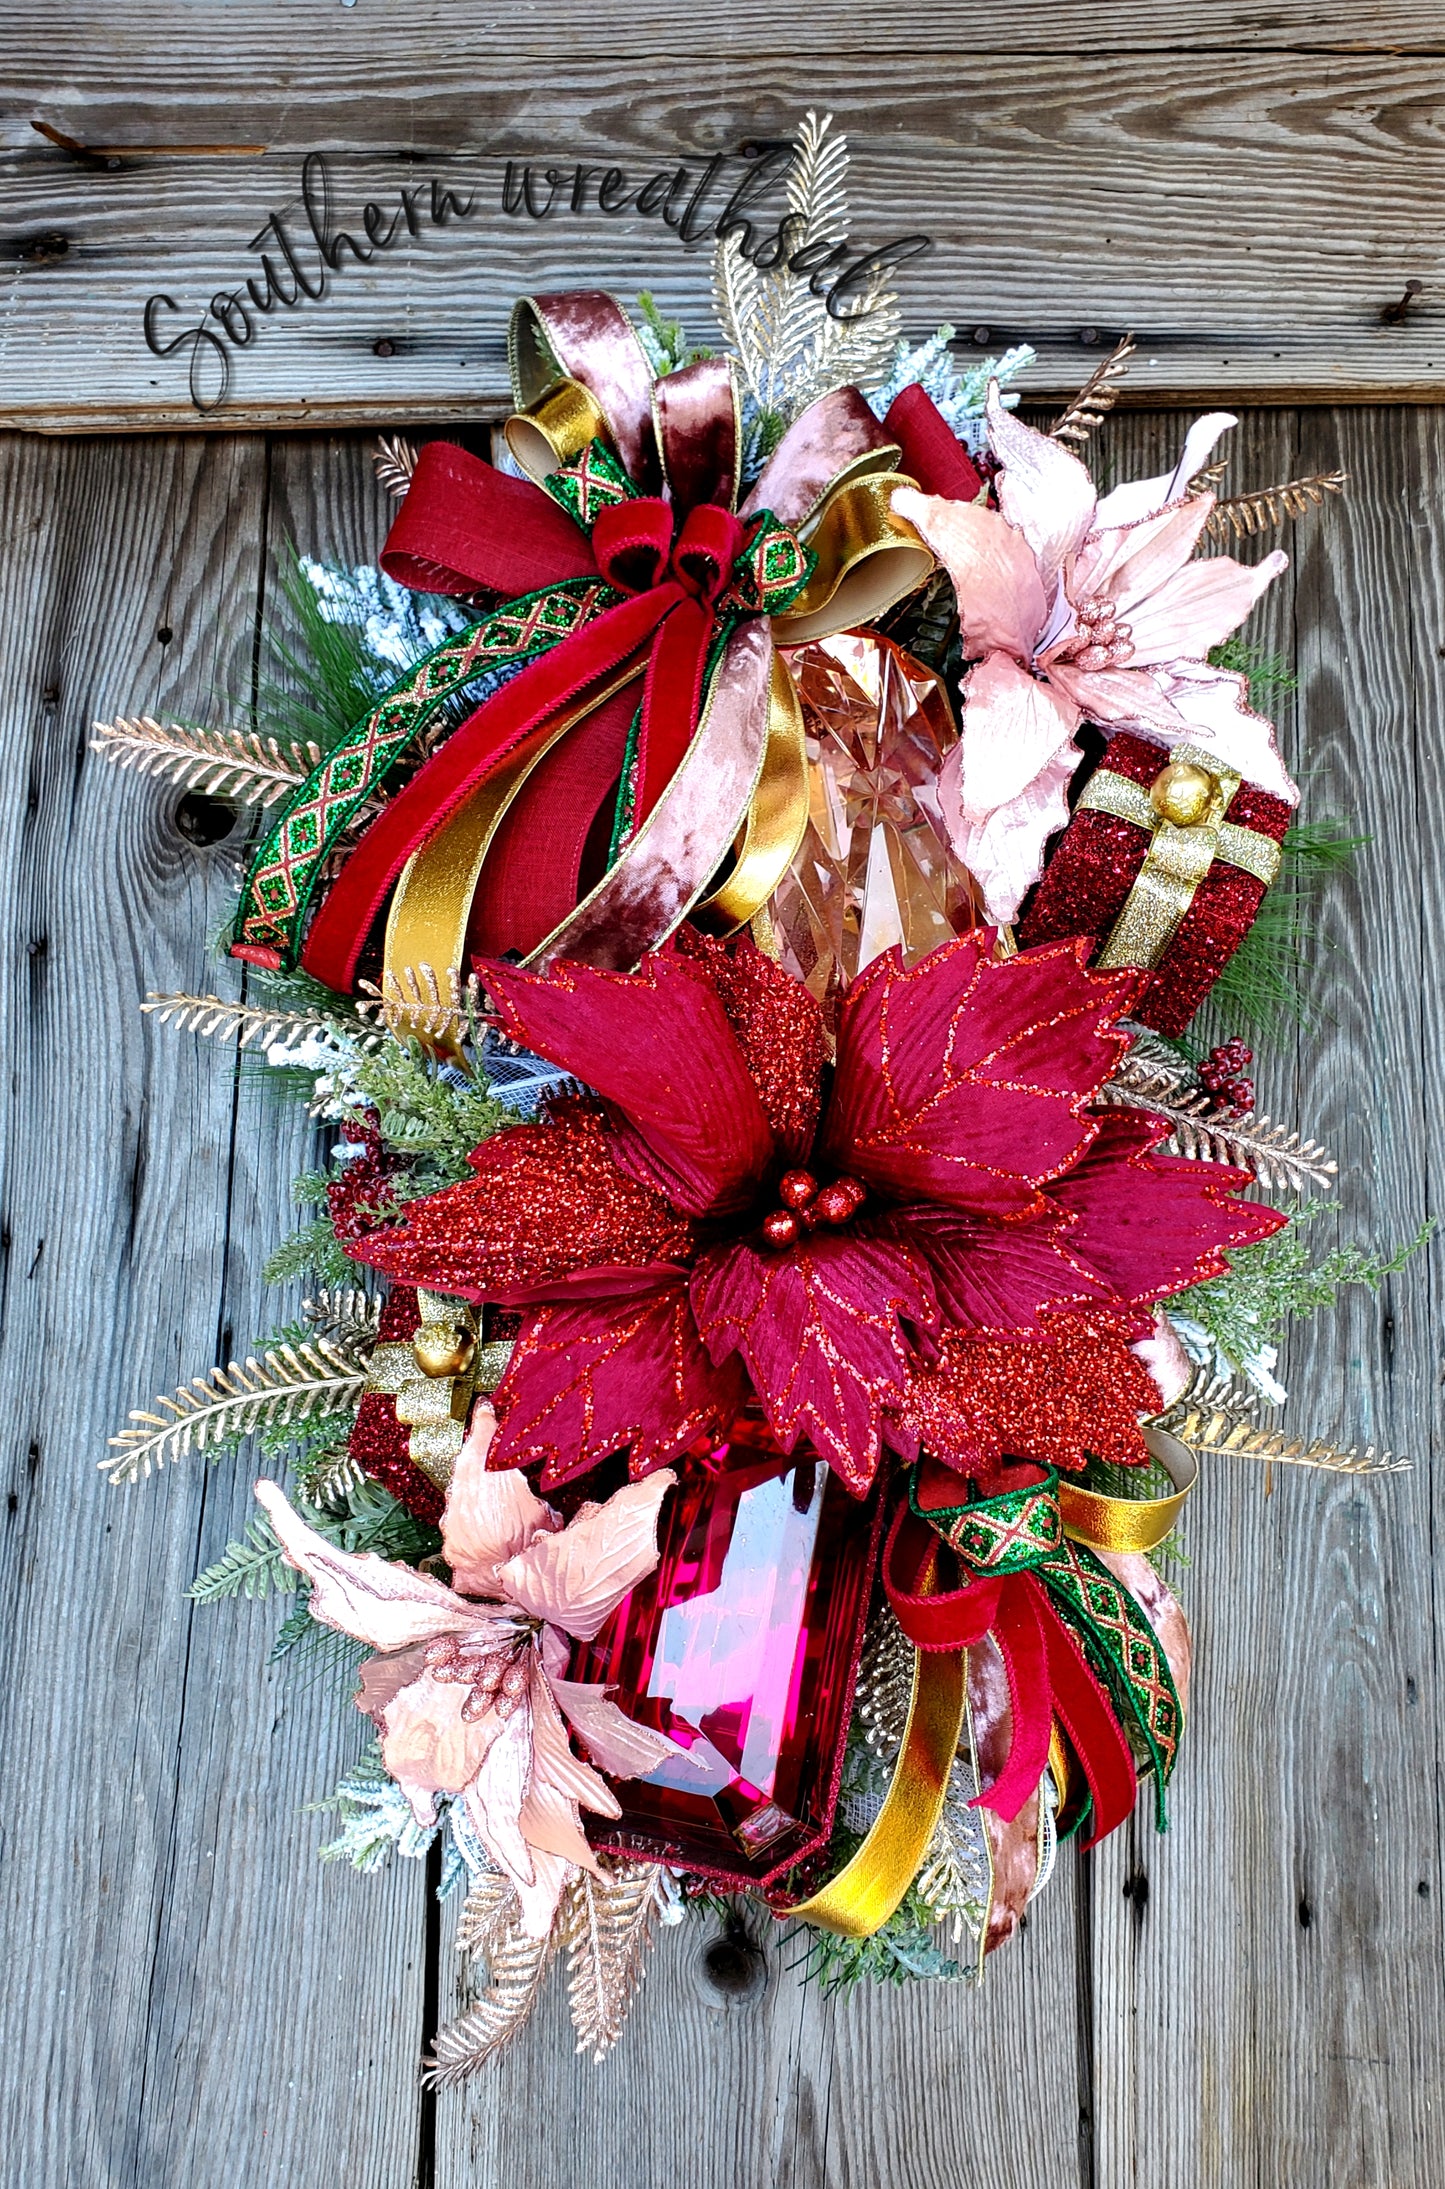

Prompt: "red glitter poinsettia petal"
[481,950,774,1218]
[689,1227,938,1495]
[489,1283,746,1490]
[348,1105,693,1301]
[822,935,1141,1220]
[1042,1107,1285,1299]
[675,928,825,1162]
[895,1204,1116,1334]
[888,1310,1160,1474]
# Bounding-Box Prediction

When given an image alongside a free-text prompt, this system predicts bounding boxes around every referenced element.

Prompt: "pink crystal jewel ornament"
[769,631,982,1020]
[566,1416,881,1886]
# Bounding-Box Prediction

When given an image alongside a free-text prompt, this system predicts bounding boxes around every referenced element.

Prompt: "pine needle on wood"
[92,715,322,809]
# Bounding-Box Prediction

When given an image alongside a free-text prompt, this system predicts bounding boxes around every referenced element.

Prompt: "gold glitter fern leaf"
[1100,1055,1337,1193]
[105,1340,371,1485]
[92,715,322,809]
[427,1904,556,2084]
[561,1859,670,2063]
[1176,1409,1409,1476]
[140,990,386,1053]
[1049,333,1136,446]
[1204,470,1347,541]
[374,435,419,500]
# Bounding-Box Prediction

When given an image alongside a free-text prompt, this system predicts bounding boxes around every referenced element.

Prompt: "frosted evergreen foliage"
[868,327,1036,455]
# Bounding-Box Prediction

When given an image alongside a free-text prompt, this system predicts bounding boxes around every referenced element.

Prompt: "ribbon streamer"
[789,1428,1193,1940]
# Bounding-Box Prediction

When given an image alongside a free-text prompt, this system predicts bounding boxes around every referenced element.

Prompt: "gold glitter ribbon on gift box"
[364,1291,511,1490]
[785,1428,1195,1939]
[1081,745,1283,971]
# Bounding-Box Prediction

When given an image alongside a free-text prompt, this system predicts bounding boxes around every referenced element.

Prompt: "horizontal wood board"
[0,404,1439,2186]
[5,7,1445,424]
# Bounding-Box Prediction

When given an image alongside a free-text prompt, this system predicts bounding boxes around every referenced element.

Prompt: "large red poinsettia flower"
[350,931,1283,1494]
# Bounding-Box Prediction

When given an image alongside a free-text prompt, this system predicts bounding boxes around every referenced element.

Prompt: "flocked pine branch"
[374,435,419,500]
[1049,333,1136,445]
[92,715,322,809]
[1100,1053,1337,1193]
[105,1338,371,1485]
[1175,1409,1409,1476]
[1204,470,1347,541]
[140,990,386,1054]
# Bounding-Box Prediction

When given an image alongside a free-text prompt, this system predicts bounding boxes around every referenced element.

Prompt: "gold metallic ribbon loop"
[504,378,612,483]
[1081,746,1282,971]
[1058,1424,1198,1555]
[693,645,810,932]
[786,1644,966,1939]
[775,474,934,645]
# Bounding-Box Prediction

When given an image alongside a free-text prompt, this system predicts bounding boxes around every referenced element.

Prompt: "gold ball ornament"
[1149,760,1216,829]
[412,1324,476,1380]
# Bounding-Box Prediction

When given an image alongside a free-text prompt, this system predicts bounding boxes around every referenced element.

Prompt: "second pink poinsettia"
[256,1407,683,1934]
[349,930,1283,1497]
[893,388,1295,924]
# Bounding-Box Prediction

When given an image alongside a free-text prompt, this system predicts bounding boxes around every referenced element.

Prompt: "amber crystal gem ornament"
[769,631,981,1017]
[566,1416,880,1887]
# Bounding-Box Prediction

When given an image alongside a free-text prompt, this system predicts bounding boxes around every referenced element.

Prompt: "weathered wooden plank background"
[2,4,1442,2183]
[4,3,1445,426]
[0,404,1437,2189]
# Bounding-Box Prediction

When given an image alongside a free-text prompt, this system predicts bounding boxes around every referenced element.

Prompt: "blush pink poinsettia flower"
[255,1406,683,1935]
[892,387,1296,923]
[346,928,1283,1499]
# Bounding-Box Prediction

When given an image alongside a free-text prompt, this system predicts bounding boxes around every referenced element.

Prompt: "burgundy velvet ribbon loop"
[590,498,675,596]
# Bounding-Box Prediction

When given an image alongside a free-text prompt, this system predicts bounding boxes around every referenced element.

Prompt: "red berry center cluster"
[1198,1039,1255,1118]
[760,1168,867,1250]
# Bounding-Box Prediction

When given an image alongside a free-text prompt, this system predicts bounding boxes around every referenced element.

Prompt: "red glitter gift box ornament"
[1018,730,1291,1036]
[565,1416,880,1888]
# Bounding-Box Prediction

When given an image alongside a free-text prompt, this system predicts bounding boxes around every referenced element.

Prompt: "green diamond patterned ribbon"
[912,1466,1183,1824]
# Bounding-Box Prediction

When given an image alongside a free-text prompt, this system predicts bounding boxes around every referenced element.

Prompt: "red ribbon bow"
[281,292,978,997]
[883,1461,1138,1847]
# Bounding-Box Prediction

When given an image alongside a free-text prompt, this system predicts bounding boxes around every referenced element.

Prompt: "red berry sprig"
[1198,1040,1255,1119]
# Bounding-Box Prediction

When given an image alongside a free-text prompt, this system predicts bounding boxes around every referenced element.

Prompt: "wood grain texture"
[4,33,1445,426]
[0,431,427,2187]
[1085,407,1445,2186]
[435,1857,1085,2189]
[1,408,1442,2187]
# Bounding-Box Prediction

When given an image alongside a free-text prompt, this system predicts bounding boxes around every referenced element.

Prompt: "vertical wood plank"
[1088,407,1445,2185]
[437,1863,1085,2189]
[0,429,427,2187]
